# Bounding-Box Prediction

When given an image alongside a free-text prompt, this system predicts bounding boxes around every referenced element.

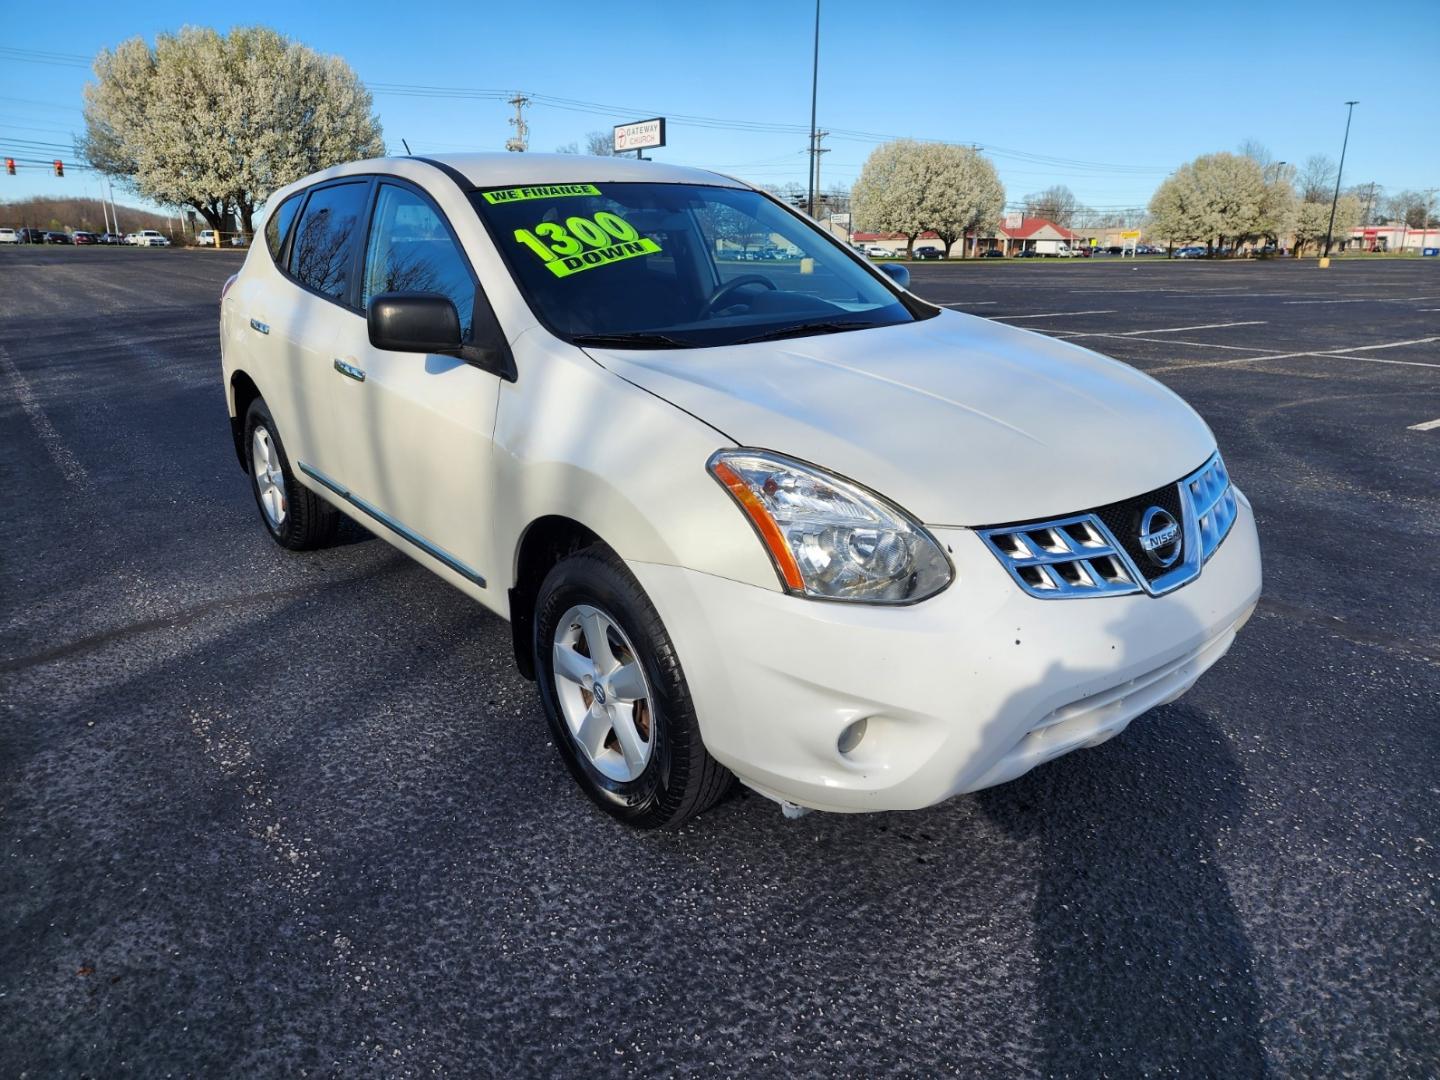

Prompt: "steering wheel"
[700,274,776,317]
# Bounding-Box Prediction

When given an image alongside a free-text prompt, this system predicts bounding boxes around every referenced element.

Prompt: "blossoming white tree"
[853,140,1004,258]
[81,27,384,235]
[1292,195,1362,256]
[1147,152,1271,254]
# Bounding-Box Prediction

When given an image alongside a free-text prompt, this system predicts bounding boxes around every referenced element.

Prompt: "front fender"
[493,332,780,593]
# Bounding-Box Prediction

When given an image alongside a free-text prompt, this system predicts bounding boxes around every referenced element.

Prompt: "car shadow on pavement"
[976,699,1266,1077]
[332,514,379,548]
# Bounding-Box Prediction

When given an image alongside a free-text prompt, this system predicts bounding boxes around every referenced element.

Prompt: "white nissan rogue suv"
[219,154,1262,827]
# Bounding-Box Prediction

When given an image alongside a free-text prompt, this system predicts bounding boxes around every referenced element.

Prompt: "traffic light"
[5,158,14,176]
[53,159,64,177]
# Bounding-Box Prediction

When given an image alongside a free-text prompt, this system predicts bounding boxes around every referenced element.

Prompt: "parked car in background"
[45,231,72,244]
[99,232,124,245]
[980,248,1006,258]
[133,229,170,247]
[16,227,46,244]
[72,231,98,245]
[220,153,1260,827]
[912,246,946,260]
[196,229,218,246]
[864,244,890,258]
[1172,246,1206,259]
[0,227,17,244]
[1015,248,1041,258]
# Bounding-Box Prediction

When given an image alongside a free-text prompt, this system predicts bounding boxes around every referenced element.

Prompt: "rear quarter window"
[264,192,304,264]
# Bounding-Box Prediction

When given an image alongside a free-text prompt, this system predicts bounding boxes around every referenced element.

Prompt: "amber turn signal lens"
[710,459,806,591]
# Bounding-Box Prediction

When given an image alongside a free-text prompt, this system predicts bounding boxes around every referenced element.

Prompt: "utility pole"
[806,0,821,218]
[1322,100,1359,260]
[107,175,121,235]
[811,130,829,222]
[505,93,531,153]
[1420,188,1438,255]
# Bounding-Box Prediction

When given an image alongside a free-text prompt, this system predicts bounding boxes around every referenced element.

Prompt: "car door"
[265,178,373,482]
[326,179,502,596]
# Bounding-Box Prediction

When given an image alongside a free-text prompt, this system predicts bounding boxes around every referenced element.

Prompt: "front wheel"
[533,547,732,828]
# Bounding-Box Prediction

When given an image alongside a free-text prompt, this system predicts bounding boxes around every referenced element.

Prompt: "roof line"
[411,156,477,194]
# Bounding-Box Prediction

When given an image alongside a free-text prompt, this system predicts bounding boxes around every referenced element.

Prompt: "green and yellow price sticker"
[481,184,601,204]
[513,212,661,278]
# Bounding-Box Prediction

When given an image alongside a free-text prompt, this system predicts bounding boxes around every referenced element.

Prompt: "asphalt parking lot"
[2,246,1437,1077]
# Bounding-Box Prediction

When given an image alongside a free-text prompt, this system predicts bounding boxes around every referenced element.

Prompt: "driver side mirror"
[367,292,462,355]
[878,262,910,290]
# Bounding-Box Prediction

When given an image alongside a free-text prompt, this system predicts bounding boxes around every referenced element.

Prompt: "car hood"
[585,310,1216,527]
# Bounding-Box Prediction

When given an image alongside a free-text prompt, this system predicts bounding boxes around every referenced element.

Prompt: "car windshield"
[471,182,930,348]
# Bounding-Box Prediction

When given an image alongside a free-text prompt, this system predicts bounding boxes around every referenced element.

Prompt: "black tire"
[533,546,733,828]
[243,397,339,551]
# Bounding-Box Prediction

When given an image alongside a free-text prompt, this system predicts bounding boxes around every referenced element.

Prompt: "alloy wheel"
[551,604,655,782]
[251,426,287,528]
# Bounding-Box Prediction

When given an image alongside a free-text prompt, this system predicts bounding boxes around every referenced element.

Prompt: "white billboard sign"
[613,118,666,154]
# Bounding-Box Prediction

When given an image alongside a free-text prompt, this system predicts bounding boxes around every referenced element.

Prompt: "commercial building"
[1348,223,1440,253]
[851,216,1083,257]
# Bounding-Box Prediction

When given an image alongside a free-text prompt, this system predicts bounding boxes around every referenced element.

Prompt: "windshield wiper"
[572,331,696,349]
[733,320,881,345]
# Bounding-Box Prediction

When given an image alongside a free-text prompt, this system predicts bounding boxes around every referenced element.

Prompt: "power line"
[0,46,92,69]
[366,81,1175,175]
[0,96,85,112]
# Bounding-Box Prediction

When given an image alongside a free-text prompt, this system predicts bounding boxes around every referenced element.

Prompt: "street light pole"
[807,0,820,219]
[1322,100,1359,259]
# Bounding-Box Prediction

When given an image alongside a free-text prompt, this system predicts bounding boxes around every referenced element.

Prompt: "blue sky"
[3,0,1437,214]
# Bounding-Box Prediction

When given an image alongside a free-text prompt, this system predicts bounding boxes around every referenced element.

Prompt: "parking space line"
[1056,320,1266,339]
[992,309,1117,320]
[939,301,999,306]
[1408,418,1440,431]
[1047,332,1289,354]
[1146,336,1440,374]
[0,343,93,491]
[1282,296,1440,305]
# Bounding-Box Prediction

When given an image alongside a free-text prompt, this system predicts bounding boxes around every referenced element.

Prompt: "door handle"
[333,358,366,383]
[249,317,270,335]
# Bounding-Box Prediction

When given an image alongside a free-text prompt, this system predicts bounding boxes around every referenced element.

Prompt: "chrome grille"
[979,451,1238,600]
[980,514,1142,597]
[1186,453,1238,561]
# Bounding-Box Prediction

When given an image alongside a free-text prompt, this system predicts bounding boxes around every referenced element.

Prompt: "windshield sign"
[472,182,930,348]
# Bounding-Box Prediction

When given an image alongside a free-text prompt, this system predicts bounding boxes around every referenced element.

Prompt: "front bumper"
[629,495,1262,813]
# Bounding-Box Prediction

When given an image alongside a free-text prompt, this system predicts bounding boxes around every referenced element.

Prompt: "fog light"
[837,717,868,755]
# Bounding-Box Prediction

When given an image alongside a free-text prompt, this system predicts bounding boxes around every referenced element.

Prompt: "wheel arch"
[229,369,262,470]
[508,515,607,680]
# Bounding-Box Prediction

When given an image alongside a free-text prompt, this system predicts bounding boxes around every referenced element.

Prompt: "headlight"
[708,449,954,604]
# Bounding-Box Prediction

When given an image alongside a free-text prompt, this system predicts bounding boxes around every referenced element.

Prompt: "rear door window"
[288,181,369,303]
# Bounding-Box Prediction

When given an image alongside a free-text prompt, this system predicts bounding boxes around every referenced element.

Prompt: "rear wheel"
[243,397,338,551]
[533,546,732,828]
